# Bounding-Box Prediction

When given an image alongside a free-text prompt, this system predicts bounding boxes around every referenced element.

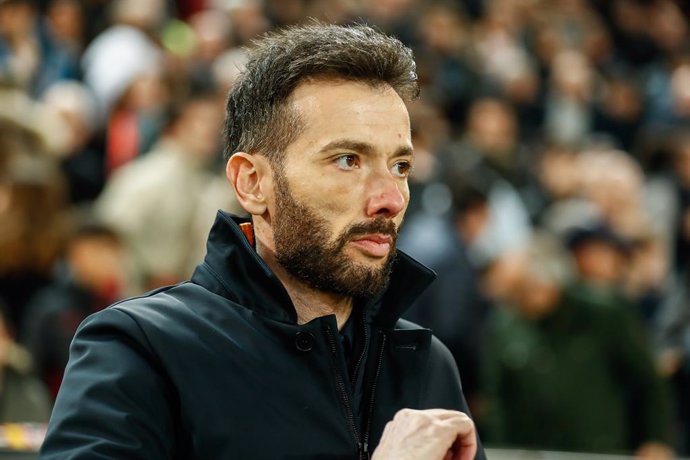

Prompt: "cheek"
[290,171,361,216]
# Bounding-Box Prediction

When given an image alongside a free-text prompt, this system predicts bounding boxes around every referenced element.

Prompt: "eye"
[391,160,413,178]
[334,154,359,170]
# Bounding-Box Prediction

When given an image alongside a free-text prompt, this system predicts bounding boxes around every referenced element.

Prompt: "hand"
[371,408,477,460]
[635,441,674,460]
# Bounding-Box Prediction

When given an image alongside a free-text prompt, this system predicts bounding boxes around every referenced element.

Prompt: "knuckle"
[394,408,414,420]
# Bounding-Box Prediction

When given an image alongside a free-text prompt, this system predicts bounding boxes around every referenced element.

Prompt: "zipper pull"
[358,441,370,460]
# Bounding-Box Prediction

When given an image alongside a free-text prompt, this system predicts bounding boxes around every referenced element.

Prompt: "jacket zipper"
[324,324,363,457]
[351,313,369,387]
[360,332,387,459]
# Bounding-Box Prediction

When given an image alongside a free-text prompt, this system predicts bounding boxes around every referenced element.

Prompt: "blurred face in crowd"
[188,10,231,61]
[172,98,224,164]
[572,240,627,286]
[244,79,413,298]
[538,146,580,200]
[514,275,561,320]
[492,248,562,319]
[68,235,126,302]
[551,51,593,101]
[0,0,34,40]
[481,250,524,304]
[467,98,517,156]
[47,0,83,46]
[579,151,643,218]
[600,78,642,121]
[418,5,467,53]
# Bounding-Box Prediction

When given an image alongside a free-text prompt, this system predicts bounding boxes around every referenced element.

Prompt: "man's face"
[268,79,413,299]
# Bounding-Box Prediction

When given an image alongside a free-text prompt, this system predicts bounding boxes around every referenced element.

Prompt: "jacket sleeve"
[40,307,178,460]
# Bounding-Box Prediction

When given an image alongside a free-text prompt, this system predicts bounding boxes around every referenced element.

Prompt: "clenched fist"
[372,408,477,460]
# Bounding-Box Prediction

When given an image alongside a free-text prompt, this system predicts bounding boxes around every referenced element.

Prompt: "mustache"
[340,219,398,243]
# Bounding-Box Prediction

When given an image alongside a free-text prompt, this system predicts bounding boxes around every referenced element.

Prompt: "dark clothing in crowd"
[21,276,112,399]
[482,285,673,453]
[0,273,53,334]
[41,212,486,460]
[401,215,490,404]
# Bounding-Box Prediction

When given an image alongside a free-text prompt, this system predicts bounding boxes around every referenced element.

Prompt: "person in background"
[0,147,66,332]
[41,79,106,203]
[96,92,242,293]
[481,233,674,458]
[565,223,631,295]
[0,298,51,423]
[0,0,79,97]
[437,97,534,265]
[400,173,492,415]
[21,216,125,399]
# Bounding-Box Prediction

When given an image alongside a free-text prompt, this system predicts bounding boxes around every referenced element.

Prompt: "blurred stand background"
[0,0,689,458]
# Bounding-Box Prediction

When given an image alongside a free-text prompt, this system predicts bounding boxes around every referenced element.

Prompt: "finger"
[441,415,476,460]
[457,434,477,460]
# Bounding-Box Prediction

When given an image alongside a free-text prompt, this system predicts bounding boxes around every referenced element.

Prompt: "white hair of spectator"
[520,232,577,288]
[81,24,163,120]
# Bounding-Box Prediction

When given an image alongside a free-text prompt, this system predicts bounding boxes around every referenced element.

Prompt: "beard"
[272,169,398,300]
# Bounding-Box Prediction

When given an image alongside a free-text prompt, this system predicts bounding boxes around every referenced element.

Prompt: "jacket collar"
[191,211,436,328]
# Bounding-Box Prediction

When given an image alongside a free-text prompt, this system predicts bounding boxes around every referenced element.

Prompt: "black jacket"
[41,212,486,459]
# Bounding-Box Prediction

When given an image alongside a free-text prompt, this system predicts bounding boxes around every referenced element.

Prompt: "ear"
[226,152,273,216]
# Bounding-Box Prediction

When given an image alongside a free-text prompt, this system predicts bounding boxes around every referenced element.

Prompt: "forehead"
[286,78,411,151]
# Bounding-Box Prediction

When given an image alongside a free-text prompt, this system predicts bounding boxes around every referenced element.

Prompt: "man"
[41,23,484,460]
[22,217,126,399]
[95,92,240,292]
[482,233,673,457]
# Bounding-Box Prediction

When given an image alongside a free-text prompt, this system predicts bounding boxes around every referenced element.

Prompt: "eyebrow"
[319,139,414,158]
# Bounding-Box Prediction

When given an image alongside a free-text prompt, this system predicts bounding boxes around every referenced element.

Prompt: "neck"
[256,239,353,330]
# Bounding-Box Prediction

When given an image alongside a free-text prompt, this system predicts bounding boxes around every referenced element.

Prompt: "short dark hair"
[223,22,419,161]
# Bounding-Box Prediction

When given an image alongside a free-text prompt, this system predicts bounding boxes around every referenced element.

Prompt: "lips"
[350,234,393,258]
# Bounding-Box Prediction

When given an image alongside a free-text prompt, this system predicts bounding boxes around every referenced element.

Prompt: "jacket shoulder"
[98,282,216,333]
[393,317,428,331]
[393,319,456,368]
[392,318,463,396]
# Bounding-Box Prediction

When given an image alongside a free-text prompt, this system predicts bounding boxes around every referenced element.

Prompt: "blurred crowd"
[0,0,689,457]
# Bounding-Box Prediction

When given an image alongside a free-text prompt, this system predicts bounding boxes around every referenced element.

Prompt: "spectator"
[565,223,631,294]
[41,79,106,202]
[80,0,166,117]
[0,148,66,331]
[482,233,674,457]
[96,92,242,292]
[2,0,690,455]
[438,97,534,264]
[0,299,52,423]
[21,216,125,399]
[0,0,80,96]
[400,173,492,414]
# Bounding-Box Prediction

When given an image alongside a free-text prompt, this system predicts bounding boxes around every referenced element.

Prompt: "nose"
[365,173,407,219]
